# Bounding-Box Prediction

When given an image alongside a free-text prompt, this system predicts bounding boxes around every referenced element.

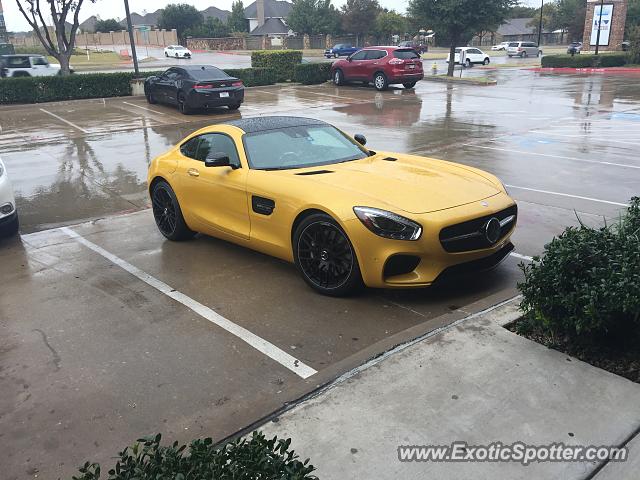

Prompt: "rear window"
[394,49,420,59]
[508,43,519,47]
[187,67,229,80]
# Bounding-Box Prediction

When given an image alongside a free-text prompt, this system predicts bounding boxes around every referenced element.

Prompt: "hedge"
[0,68,276,104]
[251,50,303,82]
[70,432,317,480]
[294,63,331,85]
[541,53,628,68]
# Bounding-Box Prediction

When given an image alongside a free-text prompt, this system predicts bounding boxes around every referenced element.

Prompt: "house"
[78,15,98,33]
[244,0,292,36]
[201,6,230,23]
[496,17,557,43]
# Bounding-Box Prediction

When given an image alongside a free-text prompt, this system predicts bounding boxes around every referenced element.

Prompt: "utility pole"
[123,0,140,75]
[594,0,605,55]
[537,0,544,47]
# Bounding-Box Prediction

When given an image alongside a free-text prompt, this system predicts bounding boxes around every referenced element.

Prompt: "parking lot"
[1,68,639,479]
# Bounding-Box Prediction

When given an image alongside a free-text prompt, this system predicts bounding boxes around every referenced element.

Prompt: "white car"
[447,47,490,66]
[164,45,192,59]
[0,157,19,237]
[0,54,63,78]
[491,42,510,51]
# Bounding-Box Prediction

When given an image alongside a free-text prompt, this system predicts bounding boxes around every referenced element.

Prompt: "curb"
[422,75,497,86]
[531,67,640,74]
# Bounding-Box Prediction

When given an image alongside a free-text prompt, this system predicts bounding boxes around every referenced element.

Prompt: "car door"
[343,49,368,80]
[29,56,50,76]
[364,49,387,80]
[155,68,181,104]
[176,133,250,239]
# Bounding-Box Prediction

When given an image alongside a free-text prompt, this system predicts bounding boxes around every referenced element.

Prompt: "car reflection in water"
[333,89,423,128]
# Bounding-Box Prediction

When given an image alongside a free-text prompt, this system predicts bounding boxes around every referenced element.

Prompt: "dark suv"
[331,46,424,91]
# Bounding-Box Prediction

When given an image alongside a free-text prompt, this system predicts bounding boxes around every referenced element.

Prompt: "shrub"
[294,63,331,85]
[251,50,303,82]
[518,197,640,338]
[541,53,627,68]
[226,67,277,86]
[626,26,640,64]
[71,432,317,480]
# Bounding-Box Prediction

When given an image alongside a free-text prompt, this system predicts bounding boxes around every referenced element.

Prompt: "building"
[244,0,293,36]
[582,0,627,51]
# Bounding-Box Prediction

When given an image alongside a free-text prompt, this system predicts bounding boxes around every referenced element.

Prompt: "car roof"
[224,116,328,134]
[362,46,406,51]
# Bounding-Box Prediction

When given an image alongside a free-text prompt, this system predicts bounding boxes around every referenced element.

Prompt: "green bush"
[71,432,317,480]
[541,53,627,68]
[518,197,640,338]
[251,50,303,82]
[294,63,331,85]
[226,67,277,86]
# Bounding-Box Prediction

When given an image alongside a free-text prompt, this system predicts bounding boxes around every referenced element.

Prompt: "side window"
[350,50,367,61]
[195,134,241,167]
[366,50,386,60]
[180,137,200,159]
[31,56,48,66]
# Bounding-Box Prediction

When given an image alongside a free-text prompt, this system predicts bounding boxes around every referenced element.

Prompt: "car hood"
[287,153,502,214]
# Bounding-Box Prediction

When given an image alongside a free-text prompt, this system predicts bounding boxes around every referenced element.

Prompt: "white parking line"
[505,185,630,207]
[467,144,640,170]
[39,108,89,133]
[60,227,318,379]
[122,101,167,115]
[510,252,534,262]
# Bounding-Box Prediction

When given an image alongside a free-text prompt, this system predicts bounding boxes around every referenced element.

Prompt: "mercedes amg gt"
[148,117,517,295]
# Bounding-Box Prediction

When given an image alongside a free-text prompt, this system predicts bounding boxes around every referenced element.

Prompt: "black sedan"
[144,65,244,114]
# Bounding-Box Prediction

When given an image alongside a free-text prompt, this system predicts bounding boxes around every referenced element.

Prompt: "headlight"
[353,207,422,241]
[497,178,509,195]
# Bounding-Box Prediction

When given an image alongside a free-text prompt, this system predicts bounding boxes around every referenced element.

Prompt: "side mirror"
[347,56,353,62]
[354,134,367,146]
[205,152,237,169]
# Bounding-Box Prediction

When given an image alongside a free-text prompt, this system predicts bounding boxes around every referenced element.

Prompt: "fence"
[10,29,178,48]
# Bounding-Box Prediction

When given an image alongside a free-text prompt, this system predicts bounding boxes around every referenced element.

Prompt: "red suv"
[331,46,424,91]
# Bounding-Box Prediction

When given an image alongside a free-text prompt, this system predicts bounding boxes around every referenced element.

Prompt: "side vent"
[295,170,334,176]
[252,196,275,216]
[382,157,397,162]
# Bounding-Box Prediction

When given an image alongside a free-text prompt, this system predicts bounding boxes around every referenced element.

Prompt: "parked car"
[0,54,64,77]
[0,156,19,238]
[447,47,491,66]
[324,44,359,58]
[144,65,244,114]
[397,40,428,54]
[164,45,192,58]
[331,46,424,91]
[622,40,631,51]
[507,41,542,58]
[491,42,510,51]
[148,116,517,296]
[567,42,583,54]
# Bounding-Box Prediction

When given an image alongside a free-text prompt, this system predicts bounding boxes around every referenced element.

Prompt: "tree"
[15,0,97,75]
[625,0,640,37]
[287,0,341,35]
[158,3,204,44]
[186,16,231,38]
[527,1,559,41]
[374,11,406,39]
[553,0,586,43]
[341,0,381,43]
[94,18,122,33]
[227,0,248,33]
[506,4,537,18]
[408,0,516,76]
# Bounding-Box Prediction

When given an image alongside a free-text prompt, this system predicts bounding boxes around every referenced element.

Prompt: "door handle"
[188,168,200,177]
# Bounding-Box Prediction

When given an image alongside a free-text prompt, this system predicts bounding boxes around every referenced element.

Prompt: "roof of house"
[497,17,552,36]
[79,16,98,33]
[201,6,230,22]
[119,9,162,28]
[244,0,293,19]
[250,17,289,35]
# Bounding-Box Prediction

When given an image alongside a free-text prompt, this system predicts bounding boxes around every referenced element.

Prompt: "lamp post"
[537,0,544,47]
[594,0,605,55]
[123,0,139,75]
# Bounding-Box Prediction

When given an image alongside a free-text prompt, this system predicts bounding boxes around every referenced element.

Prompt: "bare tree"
[15,0,97,75]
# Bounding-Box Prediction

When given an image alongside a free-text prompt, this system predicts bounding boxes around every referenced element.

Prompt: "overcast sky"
[3,0,541,33]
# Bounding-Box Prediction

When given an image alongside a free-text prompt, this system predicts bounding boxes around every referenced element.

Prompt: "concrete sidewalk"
[260,299,640,479]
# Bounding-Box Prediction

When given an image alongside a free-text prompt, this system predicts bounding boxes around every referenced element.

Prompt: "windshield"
[175,46,186,50]
[244,125,369,170]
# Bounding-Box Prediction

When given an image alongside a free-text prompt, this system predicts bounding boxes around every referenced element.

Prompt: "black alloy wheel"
[151,181,195,241]
[178,93,191,115]
[294,214,362,296]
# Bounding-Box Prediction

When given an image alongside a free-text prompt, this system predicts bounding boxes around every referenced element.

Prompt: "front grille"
[439,205,517,253]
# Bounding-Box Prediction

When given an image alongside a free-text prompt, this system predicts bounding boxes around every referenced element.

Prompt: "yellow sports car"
[148,116,517,296]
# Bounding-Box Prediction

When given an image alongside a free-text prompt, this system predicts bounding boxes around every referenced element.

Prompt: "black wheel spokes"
[299,222,353,289]
[152,188,177,236]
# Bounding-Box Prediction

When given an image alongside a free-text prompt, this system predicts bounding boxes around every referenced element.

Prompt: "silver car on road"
[507,41,542,58]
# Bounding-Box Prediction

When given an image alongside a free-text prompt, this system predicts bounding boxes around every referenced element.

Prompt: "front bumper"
[187,87,244,108]
[344,193,517,288]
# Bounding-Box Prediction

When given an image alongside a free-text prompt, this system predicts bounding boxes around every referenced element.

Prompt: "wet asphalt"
[0,68,639,479]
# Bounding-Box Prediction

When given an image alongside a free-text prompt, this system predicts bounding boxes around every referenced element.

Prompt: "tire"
[178,93,191,115]
[521,51,527,58]
[228,102,241,110]
[403,81,416,89]
[483,57,490,65]
[293,213,363,296]
[373,72,388,91]
[175,53,179,58]
[0,215,19,238]
[465,59,472,68]
[333,69,344,86]
[165,52,168,57]
[146,92,157,104]
[334,53,339,58]
[151,180,195,241]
